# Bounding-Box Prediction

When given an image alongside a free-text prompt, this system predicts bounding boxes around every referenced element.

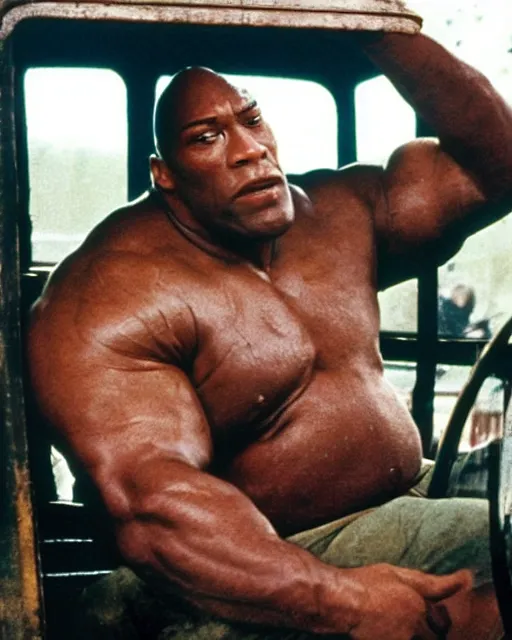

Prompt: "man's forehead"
[173,73,255,123]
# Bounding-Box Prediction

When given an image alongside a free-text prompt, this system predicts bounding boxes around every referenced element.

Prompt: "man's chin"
[259,216,294,239]
[235,206,295,239]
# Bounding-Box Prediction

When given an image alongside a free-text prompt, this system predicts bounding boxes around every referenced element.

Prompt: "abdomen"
[223,365,423,535]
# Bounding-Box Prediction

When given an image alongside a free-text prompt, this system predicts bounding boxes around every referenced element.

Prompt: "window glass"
[355,75,418,333]
[25,68,128,263]
[437,203,512,342]
[355,75,416,167]
[51,446,75,501]
[434,364,505,499]
[433,365,504,452]
[385,360,505,459]
[383,361,416,410]
[378,280,418,334]
[156,74,338,175]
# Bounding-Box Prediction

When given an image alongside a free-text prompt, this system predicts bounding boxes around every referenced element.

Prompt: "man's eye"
[246,114,262,126]
[193,131,218,144]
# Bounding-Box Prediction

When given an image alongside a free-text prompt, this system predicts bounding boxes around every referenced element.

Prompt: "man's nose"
[228,126,267,167]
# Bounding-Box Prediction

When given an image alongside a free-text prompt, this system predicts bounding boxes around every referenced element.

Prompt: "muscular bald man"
[28,31,512,639]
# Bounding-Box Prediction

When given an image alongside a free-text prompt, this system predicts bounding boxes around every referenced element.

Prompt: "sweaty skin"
[29,33,512,640]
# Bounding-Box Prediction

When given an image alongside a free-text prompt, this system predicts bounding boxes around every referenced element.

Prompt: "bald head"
[154,67,244,165]
[150,67,292,240]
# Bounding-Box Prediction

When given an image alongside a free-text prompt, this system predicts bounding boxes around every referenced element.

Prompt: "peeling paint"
[0,32,43,639]
[15,464,44,632]
[0,0,422,40]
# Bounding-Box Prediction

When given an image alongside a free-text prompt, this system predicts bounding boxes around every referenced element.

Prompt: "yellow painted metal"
[0,35,43,640]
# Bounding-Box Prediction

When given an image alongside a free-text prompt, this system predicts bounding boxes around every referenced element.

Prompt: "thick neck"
[152,187,277,272]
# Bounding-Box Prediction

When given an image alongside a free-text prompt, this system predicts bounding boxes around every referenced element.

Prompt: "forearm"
[114,460,363,635]
[362,32,512,198]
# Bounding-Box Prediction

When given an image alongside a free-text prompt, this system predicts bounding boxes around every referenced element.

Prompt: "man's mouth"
[234,176,283,199]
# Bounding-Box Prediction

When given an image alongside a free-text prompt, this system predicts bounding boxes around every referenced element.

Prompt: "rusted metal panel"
[1,0,414,7]
[0,35,43,640]
[0,0,422,40]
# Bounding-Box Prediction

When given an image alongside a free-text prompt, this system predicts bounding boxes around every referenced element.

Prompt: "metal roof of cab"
[0,0,422,39]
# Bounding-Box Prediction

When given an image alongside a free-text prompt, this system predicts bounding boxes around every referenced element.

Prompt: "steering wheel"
[427,314,512,635]
[428,314,512,499]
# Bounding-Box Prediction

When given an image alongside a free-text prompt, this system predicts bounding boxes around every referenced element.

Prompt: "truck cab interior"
[1,1,512,637]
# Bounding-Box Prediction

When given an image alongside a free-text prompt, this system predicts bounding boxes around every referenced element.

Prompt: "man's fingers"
[398,567,473,599]
[426,569,473,600]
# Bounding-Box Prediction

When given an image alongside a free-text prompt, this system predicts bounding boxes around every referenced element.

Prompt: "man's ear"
[150,155,176,191]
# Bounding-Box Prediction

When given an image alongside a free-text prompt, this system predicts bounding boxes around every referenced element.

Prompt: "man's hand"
[348,564,473,640]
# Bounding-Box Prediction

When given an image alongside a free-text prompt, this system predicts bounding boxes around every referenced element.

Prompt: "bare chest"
[186,220,379,443]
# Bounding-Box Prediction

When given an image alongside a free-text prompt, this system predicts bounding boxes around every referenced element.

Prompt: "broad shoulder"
[37,190,206,306]
[30,197,200,365]
[287,163,385,236]
[292,162,384,207]
[290,162,384,200]
[289,138,441,199]
[287,139,443,234]
[81,190,185,255]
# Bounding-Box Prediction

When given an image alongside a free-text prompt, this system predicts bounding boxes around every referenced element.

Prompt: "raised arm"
[359,32,512,285]
[27,256,470,639]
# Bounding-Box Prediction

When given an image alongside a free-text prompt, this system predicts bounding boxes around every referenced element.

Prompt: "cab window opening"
[24,67,128,264]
